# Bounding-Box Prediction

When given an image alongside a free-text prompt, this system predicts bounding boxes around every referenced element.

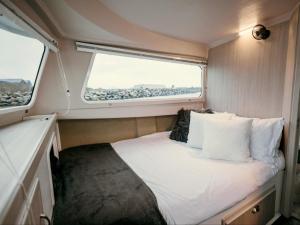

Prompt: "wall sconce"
[252,24,271,40]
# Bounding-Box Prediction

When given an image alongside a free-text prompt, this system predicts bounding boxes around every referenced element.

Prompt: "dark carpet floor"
[273,216,300,225]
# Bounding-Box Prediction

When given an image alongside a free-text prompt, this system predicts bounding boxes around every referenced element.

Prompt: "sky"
[87,53,203,89]
[0,26,202,90]
[0,28,44,83]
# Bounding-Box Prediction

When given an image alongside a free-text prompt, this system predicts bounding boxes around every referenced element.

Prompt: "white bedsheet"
[112,132,285,225]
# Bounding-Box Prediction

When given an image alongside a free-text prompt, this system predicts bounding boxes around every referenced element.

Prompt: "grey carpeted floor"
[272,216,300,225]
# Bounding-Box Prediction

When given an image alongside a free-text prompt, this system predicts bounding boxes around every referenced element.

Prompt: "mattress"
[112,132,285,225]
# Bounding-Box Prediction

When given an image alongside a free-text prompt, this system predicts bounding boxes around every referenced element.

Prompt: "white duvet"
[112,132,285,225]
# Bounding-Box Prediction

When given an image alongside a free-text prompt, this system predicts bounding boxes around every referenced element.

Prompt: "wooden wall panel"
[156,115,176,132]
[59,115,176,149]
[136,117,157,137]
[58,118,137,149]
[282,8,300,153]
[207,22,289,118]
[281,7,300,217]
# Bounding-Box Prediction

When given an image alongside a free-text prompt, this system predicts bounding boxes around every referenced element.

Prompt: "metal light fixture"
[252,24,271,40]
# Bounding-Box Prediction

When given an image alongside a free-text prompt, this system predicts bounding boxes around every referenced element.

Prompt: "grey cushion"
[169,108,213,142]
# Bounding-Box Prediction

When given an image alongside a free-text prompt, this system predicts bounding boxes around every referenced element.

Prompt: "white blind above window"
[0,1,58,52]
[75,41,207,65]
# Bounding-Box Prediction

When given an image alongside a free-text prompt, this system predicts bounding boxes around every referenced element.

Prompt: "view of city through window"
[0,26,45,107]
[84,53,203,102]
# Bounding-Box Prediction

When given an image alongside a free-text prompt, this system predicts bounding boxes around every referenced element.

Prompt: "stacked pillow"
[171,109,284,163]
[187,111,234,149]
[243,117,284,164]
[201,116,253,162]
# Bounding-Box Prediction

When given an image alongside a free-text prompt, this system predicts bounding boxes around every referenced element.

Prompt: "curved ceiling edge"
[64,0,208,57]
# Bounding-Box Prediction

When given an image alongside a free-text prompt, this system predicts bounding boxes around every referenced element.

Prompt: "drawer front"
[223,190,276,225]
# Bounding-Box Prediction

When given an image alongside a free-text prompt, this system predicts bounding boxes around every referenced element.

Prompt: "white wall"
[29,39,204,118]
[1,1,207,120]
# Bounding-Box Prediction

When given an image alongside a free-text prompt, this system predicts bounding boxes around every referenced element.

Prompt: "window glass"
[84,53,203,102]
[0,24,45,108]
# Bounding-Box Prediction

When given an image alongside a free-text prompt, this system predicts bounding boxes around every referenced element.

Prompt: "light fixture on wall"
[252,24,270,40]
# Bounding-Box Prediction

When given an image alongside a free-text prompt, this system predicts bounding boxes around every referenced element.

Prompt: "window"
[0,25,45,108]
[84,53,203,102]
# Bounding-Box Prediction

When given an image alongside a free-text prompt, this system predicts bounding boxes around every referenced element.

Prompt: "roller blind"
[76,41,207,65]
[0,0,58,52]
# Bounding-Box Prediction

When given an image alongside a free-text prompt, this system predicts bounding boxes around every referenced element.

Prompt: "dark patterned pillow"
[169,108,213,142]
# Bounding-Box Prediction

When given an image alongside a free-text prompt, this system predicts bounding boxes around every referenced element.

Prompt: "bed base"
[200,170,284,225]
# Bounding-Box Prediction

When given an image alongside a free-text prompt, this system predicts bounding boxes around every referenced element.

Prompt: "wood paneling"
[206,13,300,217]
[136,117,157,137]
[156,115,176,132]
[207,22,288,118]
[59,115,176,149]
[58,118,137,149]
[281,7,300,217]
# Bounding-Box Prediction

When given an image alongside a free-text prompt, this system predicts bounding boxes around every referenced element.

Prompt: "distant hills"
[133,84,166,89]
[0,79,32,93]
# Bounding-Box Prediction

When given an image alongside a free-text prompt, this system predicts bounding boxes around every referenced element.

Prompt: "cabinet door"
[30,179,44,225]
[19,205,35,225]
[37,138,55,220]
[2,187,28,225]
[17,179,43,225]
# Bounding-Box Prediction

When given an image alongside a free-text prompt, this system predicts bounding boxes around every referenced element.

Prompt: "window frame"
[0,46,49,115]
[81,53,206,107]
[0,1,57,116]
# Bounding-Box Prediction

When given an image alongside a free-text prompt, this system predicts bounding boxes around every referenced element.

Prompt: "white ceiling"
[42,0,131,44]
[100,0,299,44]
[41,0,299,47]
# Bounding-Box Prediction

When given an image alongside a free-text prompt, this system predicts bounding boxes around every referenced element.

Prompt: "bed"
[53,131,285,225]
[112,131,285,225]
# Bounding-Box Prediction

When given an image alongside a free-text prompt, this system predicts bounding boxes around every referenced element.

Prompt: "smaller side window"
[0,23,45,108]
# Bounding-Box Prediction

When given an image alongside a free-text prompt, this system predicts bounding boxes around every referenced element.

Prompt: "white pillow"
[250,118,284,163]
[202,118,252,162]
[187,111,234,149]
[213,111,236,118]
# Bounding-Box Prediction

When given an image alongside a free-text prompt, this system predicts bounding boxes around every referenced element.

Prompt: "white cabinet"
[18,179,44,225]
[0,115,58,225]
[36,135,56,220]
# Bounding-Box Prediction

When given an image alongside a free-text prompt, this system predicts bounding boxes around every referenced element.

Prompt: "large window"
[84,53,203,102]
[0,25,45,108]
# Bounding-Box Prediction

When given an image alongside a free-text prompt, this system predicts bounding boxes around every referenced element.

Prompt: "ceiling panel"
[101,0,299,44]
[42,0,299,47]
